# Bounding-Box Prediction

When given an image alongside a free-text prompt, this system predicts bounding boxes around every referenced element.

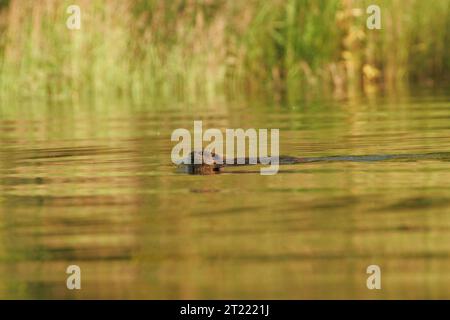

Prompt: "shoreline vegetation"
[0,0,449,103]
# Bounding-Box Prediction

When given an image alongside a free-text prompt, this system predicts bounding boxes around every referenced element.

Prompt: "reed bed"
[0,0,448,103]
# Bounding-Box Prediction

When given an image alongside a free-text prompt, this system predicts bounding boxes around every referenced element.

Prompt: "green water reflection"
[1,92,450,299]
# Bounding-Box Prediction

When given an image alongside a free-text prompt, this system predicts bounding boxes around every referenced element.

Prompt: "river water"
[0,91,449,299]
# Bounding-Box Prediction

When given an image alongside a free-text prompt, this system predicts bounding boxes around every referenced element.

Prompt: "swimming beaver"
[177,150,298,174]
[177,150,225,175]
[177,150,450,175]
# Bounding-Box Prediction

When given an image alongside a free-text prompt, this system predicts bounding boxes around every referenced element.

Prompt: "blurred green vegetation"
[0,0,448,103]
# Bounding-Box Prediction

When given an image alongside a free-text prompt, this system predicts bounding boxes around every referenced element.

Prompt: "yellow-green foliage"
[0,0,448,102]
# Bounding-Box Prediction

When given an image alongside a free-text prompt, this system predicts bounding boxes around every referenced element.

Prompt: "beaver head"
[178,150,225,175]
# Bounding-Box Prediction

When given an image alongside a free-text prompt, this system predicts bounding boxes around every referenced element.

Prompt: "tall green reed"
[0,0,448,104]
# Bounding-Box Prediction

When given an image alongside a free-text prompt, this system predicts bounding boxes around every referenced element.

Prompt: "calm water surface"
[0,93,450,299]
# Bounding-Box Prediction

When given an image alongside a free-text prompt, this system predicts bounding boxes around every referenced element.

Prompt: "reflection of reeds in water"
[0,128,148,298]
[0,0,448,102]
